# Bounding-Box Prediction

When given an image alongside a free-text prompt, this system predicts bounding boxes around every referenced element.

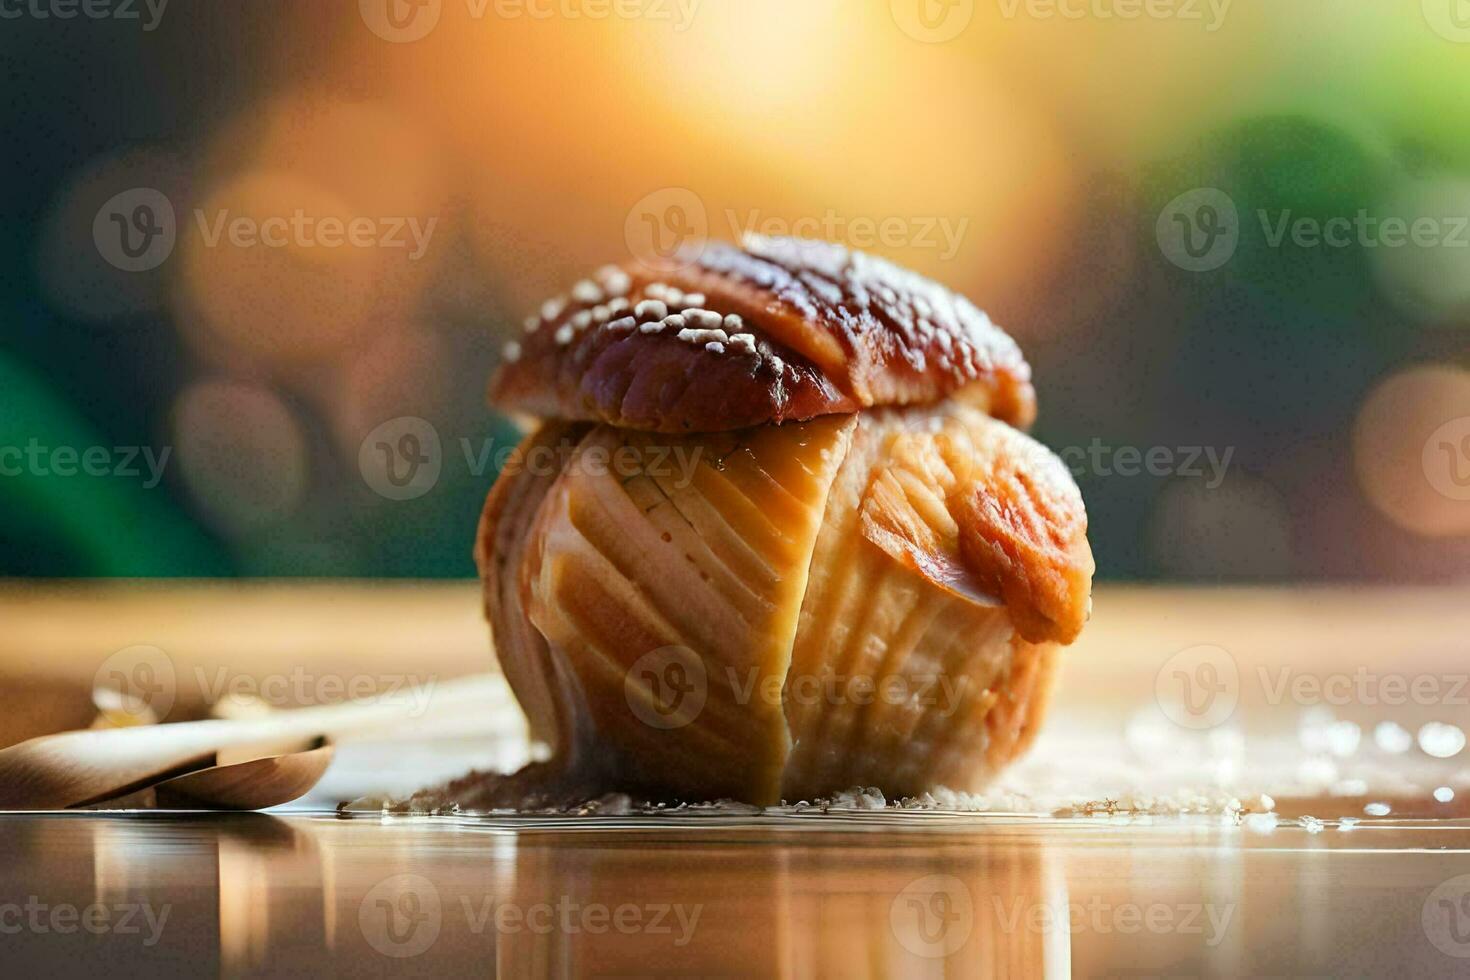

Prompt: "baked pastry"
[475,235,1093,806]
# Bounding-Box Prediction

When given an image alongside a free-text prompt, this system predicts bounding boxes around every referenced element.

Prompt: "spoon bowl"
[150,739,336,810]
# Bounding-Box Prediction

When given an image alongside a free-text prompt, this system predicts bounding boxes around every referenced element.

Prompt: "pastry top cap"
[490,235,1036,433]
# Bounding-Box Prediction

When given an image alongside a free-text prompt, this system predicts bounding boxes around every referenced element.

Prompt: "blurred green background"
[1,0,1467,580]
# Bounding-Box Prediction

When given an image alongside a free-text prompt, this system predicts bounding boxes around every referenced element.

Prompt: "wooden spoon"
[0,674,509,810]
[150,739,337,810]
[84,738,336,811]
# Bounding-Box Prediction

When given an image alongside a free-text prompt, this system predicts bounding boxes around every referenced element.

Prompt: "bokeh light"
[1353,364,1470,539]
[7,3,1470,580]
[209,95,448,220]
[1372,176,1470,323]
[172,378,310,535]
[325,323,451,462]
[1149,473,1294,580]
[35,146,194,321]
[179,173,398,366]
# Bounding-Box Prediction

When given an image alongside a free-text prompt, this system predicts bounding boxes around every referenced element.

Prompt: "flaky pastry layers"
[473,236,1092,805]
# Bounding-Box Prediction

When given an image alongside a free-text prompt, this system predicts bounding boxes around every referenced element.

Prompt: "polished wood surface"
[2,812,1467,977]
[1,583,1467,977]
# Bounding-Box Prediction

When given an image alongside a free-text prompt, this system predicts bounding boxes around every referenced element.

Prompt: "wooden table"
[2,583,1468,977]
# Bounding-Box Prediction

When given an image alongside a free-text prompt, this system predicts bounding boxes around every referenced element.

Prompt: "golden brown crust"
[951,435,1093,646]
[474,421,592,755]
[490,236,1036,433]
[473,407,1090,804]
[501,416,857,803]
[856,406,1093,646]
